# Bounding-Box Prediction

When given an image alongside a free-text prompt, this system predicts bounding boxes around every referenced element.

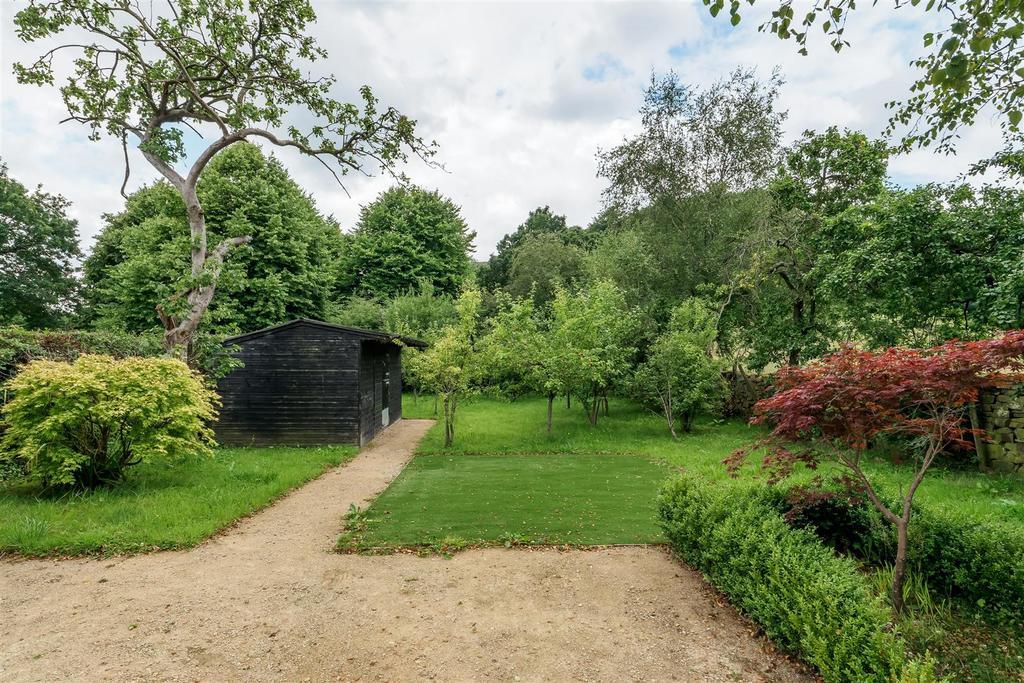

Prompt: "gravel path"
[0,419,812,682]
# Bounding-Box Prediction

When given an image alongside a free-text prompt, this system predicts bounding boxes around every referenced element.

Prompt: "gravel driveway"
[0,419,811,682]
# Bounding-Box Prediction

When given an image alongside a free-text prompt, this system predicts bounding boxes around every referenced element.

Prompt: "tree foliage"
[477,206,589,291]
[339,186,475,300]
[597,68,786,208]
[13,0,433,353]
[706,0,1024,152]
[84,143,344,335]
[728,331,1024,613]
[2,354,217,489]
[415,288,481,447]
[549,280,640,425]
[0,162,81,328]
[632,300,726,437]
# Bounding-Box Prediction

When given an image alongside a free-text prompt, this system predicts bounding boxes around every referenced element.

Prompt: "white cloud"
[0,0,1005,259]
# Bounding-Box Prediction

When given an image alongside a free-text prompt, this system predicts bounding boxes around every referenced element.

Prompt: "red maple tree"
[729,330,1024,613]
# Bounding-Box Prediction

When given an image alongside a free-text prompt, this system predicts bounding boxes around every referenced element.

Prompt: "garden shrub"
[0,326,162,381]
[658,476,918,683]
[1,354,217,489]
[786,484,1024,615]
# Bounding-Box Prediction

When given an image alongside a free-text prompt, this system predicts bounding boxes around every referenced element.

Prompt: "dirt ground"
[0,419,813,683]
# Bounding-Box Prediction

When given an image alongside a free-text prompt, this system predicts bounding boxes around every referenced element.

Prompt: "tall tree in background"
[820,183,1024,346]
[597,67,786,208]
[84,144,344,335]
[477,206,587,291]
[506,233,586,307]
[339,186,475,299]
[13,0,432,356]
[707,0,1024,152]
[0,162,81,327]
[745,127,889,366]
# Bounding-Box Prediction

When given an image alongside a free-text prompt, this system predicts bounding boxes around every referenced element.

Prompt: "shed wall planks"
[214,320,410,447]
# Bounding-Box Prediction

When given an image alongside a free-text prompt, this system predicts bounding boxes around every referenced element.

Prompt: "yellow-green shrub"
[1,354,217,489]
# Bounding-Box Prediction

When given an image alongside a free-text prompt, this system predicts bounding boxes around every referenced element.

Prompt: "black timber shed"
[214,318,427,447]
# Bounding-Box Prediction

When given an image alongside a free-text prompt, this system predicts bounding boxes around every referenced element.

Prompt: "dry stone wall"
[978,386,1024,473]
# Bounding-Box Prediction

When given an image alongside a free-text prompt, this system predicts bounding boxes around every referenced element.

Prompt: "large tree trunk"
[156,186,249,357]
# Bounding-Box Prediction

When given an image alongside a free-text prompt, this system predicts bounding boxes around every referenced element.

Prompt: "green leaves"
[1,354,216,489]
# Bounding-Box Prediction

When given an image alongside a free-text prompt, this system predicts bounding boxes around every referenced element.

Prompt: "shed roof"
[223,318,428,348]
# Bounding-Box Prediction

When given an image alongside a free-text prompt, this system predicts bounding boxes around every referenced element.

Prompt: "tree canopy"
[338,186,475,300]
[14,0,433,353]
[84,143,344,334]
[0,162,81,328]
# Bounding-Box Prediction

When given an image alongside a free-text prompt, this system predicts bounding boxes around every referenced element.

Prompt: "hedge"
[785,483,1024,616]
[0,327,162,382]
[657,476,920,683]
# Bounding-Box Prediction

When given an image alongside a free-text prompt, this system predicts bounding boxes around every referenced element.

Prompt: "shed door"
[380,358,390,427]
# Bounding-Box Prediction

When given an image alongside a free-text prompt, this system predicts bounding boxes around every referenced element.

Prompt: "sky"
[0,0,1007,260]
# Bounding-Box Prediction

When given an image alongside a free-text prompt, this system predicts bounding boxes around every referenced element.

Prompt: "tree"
[338,186,475,299]
[416,288,481,447]
[506,233,586,307]
[550,280,640,425]
[706,0,1024,152]
[477,206,587,291]
[0,162,81,327]
[13,0,432,355]
[728,331,1024,614]
[381,282,458,340]
[84,143,345,337]
[632,300,726,437]
[597,68,786,208]
[478,293,545,401]
[742,128,889,366]
[819,182,1024,347]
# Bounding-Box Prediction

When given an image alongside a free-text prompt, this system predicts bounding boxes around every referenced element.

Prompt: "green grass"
[401,393,1024,681]
[403,393,1024,525]
[339,453,670,551]
[0,445,357,557]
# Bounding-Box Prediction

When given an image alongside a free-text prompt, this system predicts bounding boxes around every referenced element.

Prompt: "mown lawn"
[339,453,669,551]
[402,393,1024,526]
[0,445,357,556]
[399,393,1024,681]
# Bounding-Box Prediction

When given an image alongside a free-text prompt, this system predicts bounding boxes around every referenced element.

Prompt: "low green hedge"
[785,484,1024,616]
[0,327,162,381]
[658,476,914,683]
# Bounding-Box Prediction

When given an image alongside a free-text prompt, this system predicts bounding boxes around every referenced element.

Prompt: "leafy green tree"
[478,206,587,290]
[743,128,889,366]
[597,68,786,208]
[416,288,481,447]
[506,233,586,307]
[707,0,1024,152]
[339,186,475,299]
[585,228,664,321]
[327,295,384,330]
[820,183,1024,347]
[478,293,545,402]
[550,280,640,425]
[381,282,458,340]
[0,162,81,327]
[84,144,345,337]
[13,0,432,355]
[632,301,726,437]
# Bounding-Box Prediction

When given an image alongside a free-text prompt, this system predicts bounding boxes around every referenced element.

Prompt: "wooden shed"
[214,319,427,447]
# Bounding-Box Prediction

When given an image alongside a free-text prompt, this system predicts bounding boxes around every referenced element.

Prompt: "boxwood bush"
[785,483,1024,616]
[658,476,922,683]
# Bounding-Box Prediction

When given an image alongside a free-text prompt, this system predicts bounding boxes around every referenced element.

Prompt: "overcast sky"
[0,0,1006,259]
